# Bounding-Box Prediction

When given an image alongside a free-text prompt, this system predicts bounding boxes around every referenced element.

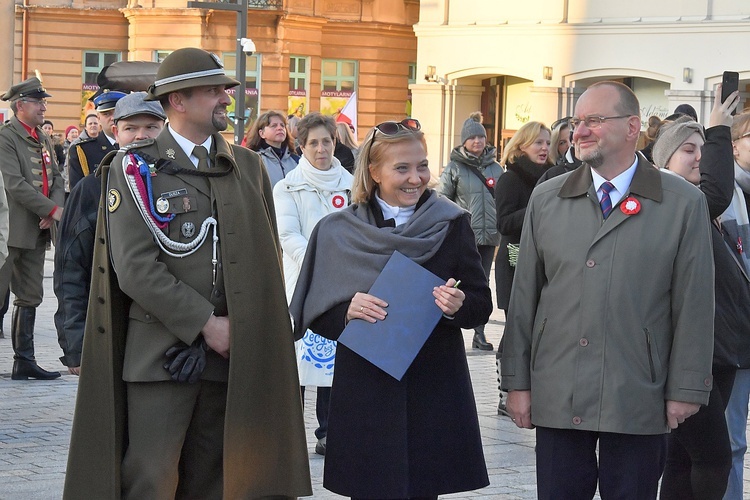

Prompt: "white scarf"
[298,154,348,192]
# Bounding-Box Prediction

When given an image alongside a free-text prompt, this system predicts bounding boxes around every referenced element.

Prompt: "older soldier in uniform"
[0,77,64,380]
[67,90,125,191]
[64,48,311,499]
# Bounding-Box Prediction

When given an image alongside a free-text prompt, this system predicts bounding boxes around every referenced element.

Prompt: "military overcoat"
[64,130,312,499]
[0,117,63,248]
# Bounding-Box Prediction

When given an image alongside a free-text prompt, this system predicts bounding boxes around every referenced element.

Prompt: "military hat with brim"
[2,77,51,102]
[145,48,240,101]
[93,90,127,112]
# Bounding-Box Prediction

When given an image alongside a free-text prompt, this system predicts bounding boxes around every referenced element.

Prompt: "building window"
[223,53,260,88]
[289,56,308,91]
[408,63,417,85]
[153,51,172,63]
[321,59,357,92]
[83,51,121,85]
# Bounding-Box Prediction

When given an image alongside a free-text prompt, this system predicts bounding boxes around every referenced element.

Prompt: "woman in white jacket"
[273,112,353,456]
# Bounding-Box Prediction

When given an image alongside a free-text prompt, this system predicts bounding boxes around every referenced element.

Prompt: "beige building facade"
[411,0,750,169]
[2,0,418,139]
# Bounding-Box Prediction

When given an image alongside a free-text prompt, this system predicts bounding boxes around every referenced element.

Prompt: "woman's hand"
[433,278,465,316]
[347,292,388,323]
[709,83,739,129]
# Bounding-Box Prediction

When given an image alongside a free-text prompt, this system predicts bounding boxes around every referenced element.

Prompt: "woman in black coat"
[290,120,491,499]
[494,121,552,312]
[653,88,745,499]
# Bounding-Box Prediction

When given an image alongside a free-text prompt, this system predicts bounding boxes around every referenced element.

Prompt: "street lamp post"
[186,0,248,145]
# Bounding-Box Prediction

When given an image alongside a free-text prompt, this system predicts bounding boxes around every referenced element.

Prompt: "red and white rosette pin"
[486,177,496,188]
[331,194,346,209]
[620,196,641,216]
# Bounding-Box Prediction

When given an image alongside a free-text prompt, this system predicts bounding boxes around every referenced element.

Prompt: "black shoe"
[315,436,326,456]
[11,359,61,380]
[472,332,493,351]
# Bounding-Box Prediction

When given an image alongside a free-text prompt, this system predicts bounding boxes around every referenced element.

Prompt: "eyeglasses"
[737,131,750,141]
[21,98,47,106]
[569,115,632,130]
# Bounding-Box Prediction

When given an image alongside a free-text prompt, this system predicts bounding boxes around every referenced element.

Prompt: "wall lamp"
[683,67,693,84]
[543,66,553,81]
[425,65,439,83]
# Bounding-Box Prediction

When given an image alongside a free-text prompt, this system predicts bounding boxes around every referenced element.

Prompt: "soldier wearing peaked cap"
[66,90,126,191]
[65,48,312,499]
[0,76,63,380]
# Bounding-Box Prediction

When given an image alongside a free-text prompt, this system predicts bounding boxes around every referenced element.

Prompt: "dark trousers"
[301,385,331,439]
[474,245,495,336]
[536,426,667,500]
[660,368,736,500]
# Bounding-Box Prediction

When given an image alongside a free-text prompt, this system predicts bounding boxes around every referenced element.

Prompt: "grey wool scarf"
[289,190,466,339]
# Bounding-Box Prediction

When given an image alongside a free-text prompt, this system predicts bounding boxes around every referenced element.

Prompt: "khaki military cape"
[63,136,312,499]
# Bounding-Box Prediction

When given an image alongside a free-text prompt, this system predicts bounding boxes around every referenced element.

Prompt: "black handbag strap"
[466,164,495,197]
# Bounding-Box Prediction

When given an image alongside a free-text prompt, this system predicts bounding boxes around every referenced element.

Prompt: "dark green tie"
[193,145,209,170]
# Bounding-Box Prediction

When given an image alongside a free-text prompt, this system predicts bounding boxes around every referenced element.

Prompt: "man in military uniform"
[0,77,64,380]
[65,48,311,499]
[54,92,166,376]
[66,90,125,190]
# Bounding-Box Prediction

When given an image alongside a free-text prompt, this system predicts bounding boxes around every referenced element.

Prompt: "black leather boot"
[11,306,60,380]
[472,328,494,351]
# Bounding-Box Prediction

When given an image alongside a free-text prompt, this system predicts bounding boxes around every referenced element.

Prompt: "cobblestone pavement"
[0,250,747,499]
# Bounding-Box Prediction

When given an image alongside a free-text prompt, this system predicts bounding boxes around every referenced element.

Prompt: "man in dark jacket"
[66,90,125,190]
[54,91,166,374]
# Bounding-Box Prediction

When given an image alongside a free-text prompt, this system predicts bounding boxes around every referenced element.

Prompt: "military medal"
[182,222,196,238]
[166,148,176,160]
[156,197,170,214]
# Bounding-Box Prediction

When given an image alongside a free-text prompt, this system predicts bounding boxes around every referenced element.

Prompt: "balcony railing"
[249,0,281,7]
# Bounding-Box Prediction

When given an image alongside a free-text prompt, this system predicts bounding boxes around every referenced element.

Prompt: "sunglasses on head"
[374,118,421,136]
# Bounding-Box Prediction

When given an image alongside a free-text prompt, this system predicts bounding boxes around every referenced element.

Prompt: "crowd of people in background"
[3,53,750,499]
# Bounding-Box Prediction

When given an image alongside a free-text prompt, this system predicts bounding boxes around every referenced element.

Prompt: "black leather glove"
[163,337,208,383]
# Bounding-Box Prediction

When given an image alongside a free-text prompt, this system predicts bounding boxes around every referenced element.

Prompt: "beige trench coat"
[501,158,714,435]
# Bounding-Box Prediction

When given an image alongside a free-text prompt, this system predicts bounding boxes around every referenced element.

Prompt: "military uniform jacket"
[0,117,63,248]
[64,129,312,499]
[67,133,116,190]
[501,158,715,435]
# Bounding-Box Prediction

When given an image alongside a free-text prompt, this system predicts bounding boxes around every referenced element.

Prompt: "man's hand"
[507,390,534,429]
[68,366,80,376]
[201,315,230,358]
[666,400,701,429]
[39,216,53,229]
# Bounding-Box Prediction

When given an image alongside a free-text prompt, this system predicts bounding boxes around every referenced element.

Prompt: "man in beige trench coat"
[501,81,714,500]
[64,48,312,499]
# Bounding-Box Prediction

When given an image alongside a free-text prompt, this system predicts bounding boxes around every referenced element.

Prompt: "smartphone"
[722,71,740,114]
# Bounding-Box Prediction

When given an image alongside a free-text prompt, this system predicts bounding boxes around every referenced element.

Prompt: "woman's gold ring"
[360,306,364,313]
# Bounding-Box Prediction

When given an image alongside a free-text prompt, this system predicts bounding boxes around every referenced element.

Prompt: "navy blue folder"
[338,250,445,381]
